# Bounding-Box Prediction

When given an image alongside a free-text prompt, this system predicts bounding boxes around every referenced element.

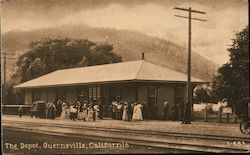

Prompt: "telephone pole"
[1,52,18,105]
[174,7,207,124]
[1,0,11,105]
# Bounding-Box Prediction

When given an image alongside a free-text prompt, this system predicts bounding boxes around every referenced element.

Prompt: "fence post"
[226,113,229,123]
[219,107,222,123]
[205,107,208,122]
[234,115,237,123]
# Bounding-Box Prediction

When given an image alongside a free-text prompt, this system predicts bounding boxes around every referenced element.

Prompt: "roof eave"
[14,79,209,89]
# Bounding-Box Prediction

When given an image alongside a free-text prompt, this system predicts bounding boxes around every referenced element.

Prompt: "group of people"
[28,98,183,122]
[49,99,145,122]
[160,100,184,121]
[23,98,181,121]
[110,100,144,121]
[59,99,101,121]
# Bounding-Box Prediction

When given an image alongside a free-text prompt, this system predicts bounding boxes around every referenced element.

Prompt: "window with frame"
[148,86,157,107]
[89,87,93,102]
[93,87,97,100]
[89,86,101,103]
[97,87,101,101]
[102,87,108,105]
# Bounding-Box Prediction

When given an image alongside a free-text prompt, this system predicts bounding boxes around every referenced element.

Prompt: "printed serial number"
[227,141,246,147]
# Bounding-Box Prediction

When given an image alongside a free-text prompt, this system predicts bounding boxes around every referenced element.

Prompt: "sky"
[1,0,248,65]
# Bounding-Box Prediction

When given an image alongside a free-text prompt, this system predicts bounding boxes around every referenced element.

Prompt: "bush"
[202,104,214,114]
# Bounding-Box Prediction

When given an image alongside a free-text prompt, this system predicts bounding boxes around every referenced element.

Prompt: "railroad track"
[3,120,250,153]
[3,120,250,142]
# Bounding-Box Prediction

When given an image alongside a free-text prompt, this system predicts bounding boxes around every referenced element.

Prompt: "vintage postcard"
[1,0,249,154]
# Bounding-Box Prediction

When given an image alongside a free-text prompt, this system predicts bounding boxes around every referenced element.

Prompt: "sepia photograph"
[1,0,249,154]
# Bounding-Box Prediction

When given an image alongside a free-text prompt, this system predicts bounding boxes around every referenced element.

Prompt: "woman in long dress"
[87,104,94,121]
[122,102,129,121]
[70,104,77,121]
[116,102,123,120]
[132,103,137,120]
[93,104,100,120]
[45,102,50,119]
[82,103,88,121]
[76,101,82,120]
[132,102,143,121]
[60,103,67,119]
[65,104,70,119]
[111,101,117,119]
[161,101,169,120]
[137,103,143,120]
[50,103,56,119]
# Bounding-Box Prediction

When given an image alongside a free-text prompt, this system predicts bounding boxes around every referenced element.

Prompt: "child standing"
[18,106,23,118]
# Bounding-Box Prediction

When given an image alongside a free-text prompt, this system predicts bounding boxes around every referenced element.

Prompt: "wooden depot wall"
[23,82,187,120]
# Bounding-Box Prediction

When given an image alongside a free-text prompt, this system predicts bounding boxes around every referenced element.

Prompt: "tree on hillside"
[14,38,122,83]
[211,26,249,117]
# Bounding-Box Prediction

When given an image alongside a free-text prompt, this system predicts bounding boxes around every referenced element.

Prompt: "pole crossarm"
[1,57,18,60]
[1,52,17,55]
[174,7,206,14]
[174,15,207,22]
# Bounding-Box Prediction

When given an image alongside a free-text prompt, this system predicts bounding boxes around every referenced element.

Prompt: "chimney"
[141,52,145,60]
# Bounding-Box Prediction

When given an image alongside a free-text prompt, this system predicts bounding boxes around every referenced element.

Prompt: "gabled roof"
[14,60,205,89]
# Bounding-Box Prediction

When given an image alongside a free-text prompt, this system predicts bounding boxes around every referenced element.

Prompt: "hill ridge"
[2,24,218,81]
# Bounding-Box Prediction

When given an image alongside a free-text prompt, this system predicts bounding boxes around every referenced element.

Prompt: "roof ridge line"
[134,60,145,79]
[56,60,144,72]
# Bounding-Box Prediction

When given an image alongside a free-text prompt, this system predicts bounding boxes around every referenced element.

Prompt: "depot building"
[14,60,206,120]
